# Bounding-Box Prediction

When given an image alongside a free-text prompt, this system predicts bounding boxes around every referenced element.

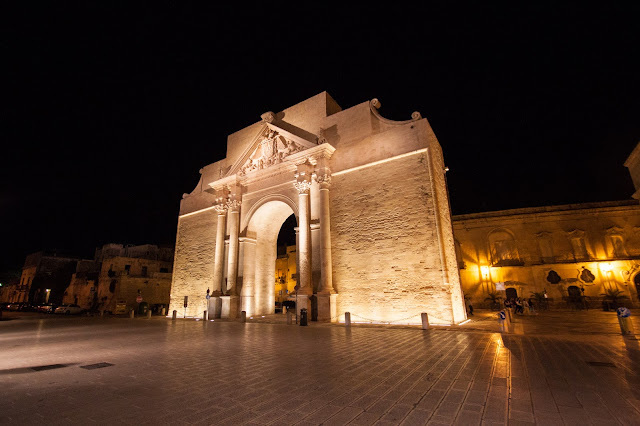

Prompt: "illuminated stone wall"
[453,201,640,308]
[331,153,461,324]
[96,255,173,313]
[168,210,218,316]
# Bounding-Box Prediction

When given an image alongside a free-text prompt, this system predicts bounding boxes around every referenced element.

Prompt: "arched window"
[536,232,555,263]
[606,227,628,258]
[488,229,522,266]
[567,230,590,261]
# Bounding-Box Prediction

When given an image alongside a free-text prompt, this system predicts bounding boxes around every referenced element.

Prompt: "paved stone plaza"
[1,311,639,425]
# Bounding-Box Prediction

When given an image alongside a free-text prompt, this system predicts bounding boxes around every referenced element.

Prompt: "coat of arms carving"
[239,130,304,175]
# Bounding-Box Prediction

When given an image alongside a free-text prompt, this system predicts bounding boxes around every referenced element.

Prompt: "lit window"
[488,229,522,266]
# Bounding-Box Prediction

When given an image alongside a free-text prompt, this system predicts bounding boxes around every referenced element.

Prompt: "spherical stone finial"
[261,111,276,123]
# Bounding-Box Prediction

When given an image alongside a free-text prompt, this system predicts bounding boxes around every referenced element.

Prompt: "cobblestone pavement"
[1,311,639,425]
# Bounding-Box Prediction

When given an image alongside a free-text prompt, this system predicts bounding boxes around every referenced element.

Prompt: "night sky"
[3,3,639,278]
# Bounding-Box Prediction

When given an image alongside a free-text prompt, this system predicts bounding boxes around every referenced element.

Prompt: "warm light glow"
[600,263,612,272]
[332,148,428,177]
[480,266,489,276]
[459,319,471,325]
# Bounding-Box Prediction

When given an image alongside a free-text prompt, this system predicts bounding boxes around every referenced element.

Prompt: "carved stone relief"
[239,130,305,176]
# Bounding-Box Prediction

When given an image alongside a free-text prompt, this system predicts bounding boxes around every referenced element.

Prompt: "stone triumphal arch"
[169,92,466,324]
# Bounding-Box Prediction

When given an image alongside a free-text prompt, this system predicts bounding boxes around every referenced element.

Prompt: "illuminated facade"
[64,243,173,313]
[169,92,466,324]
[456,142,640,308]
[454,200,640,308]
[274,245,297,305]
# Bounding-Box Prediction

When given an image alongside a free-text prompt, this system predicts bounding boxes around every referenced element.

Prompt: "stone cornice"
[624,142,640,167]
[453,200,640,225]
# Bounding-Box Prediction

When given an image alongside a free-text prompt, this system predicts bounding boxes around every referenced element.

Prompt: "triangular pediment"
[228,123,320,177]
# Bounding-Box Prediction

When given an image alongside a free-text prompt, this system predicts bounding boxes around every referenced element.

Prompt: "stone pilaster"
[212,199,227,296]
[226,195,241,295]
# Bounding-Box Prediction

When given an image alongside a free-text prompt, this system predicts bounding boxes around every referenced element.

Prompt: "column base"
[220,295,240,319]
[241,296,254,317]
[295,294,311,320]
[317,293,338,322]
[207,297,222,319]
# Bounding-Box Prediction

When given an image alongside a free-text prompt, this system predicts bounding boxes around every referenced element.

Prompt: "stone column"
[210,191,228,318]
[222,187,241,319]
[316,166,337,321]
[294,162,313,317]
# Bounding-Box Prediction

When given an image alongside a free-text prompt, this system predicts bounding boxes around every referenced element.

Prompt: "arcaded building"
[454,200,640,308]
[169,92,466,324]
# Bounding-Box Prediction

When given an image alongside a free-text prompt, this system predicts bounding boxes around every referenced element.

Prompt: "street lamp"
[480,266,490,293]
[601,263,614,291]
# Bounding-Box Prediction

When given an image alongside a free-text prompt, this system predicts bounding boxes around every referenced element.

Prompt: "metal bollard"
[100,309,104,317]
[345,312,351,327]
[161,307,166,316]
[286,311,292,325]
[129,309,134,319]
[421,312,430,330]
[172,310,177,320]
[203,310,208,320]
[617,307,634,335]
[498,310,507,333]
[240,311,246,323]
[147,310,152,319]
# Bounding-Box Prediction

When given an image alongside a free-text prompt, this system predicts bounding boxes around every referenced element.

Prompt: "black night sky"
[3,3,639,279]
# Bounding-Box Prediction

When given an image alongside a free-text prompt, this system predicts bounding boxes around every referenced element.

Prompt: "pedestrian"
[523,298,530,314]
[468,303,474,316]
[515,298,523,314]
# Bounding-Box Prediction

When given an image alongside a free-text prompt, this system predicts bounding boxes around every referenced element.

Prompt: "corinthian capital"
[213,202,227,215]
[294,179,312,194]
[294,161,314,195]
[226,198,242,212]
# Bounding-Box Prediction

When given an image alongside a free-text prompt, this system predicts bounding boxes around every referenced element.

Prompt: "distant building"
[64,244,173,313]
[6,252,80,304]
[275,245,297,305]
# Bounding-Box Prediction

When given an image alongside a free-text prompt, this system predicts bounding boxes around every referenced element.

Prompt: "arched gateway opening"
[241,200,296,316]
